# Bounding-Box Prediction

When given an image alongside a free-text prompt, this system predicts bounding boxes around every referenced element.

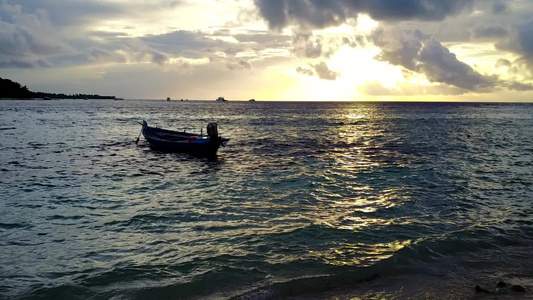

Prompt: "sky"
[1,0,533,101]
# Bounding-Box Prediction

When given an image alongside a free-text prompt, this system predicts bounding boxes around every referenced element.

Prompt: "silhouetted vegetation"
[0,77,33,98]
[0,77,116,100]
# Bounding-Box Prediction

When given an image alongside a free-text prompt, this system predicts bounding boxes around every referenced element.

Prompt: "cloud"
[140,30,221,59]
[0,1,267,70]
[296,66,314,76]
[314,61,339,80]
[254,0,347,30]
[254,0,478,31]
[516,19,533,56]
[357,80,466,96]
[0,59,51,69]
[417,38,495,90]
[342,35,366,48]
[473,26,508,39]
[119,40,170,65]
[371,27,495,91]
[296,61,339,80]
[495,18,533,78]
[291,30,365,60]
[495,58,512,68]
[0,2,74,68]
[3,0,177,28]
[253,0,533,91]
[504,81,533,91]
[493,1,508,14]
[2,0,532,100]
[87,48,125,63]
[87,31,130,39]
[292,32,323,58]
[0,1,223,69]
[45,39,171,67]
[252,1,533,65]
[352,1,475,22]
[233,30,291,46]
[227,59,252,70]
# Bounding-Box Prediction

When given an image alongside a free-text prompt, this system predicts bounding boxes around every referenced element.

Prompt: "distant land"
[0,77,116,100]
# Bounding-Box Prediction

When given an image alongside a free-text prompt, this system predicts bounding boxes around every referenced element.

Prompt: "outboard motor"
[207,123,218,139]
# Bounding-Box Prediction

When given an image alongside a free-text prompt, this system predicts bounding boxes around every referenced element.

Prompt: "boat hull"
[141,125,225,157]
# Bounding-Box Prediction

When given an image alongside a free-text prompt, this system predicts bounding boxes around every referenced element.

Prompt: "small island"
[0,77,117,100]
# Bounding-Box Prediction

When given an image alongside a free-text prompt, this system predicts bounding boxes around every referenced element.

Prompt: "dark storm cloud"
[254,0,476,30]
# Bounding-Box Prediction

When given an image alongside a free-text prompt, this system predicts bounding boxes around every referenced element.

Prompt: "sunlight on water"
[0,100,532,299]
[314,239,413,267]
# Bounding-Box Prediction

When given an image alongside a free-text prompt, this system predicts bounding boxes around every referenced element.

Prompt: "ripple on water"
[0,101,532,299]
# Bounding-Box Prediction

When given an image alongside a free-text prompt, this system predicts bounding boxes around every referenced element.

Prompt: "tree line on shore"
[0,77,116,100]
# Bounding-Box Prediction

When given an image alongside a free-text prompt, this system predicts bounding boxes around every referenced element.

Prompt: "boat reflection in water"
[139,120,229,157]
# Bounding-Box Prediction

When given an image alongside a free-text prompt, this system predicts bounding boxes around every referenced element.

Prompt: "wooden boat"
[140,121,229,156]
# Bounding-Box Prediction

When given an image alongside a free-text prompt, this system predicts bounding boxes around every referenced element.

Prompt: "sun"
[267,46,405,101]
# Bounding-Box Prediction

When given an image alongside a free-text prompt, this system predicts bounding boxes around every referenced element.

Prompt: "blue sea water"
[0,99,532,300]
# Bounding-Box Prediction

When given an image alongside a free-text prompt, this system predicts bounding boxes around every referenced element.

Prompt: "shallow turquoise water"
[1,100,532,299]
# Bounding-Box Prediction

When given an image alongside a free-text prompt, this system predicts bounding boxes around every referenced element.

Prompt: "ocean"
[1,100,532,300]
